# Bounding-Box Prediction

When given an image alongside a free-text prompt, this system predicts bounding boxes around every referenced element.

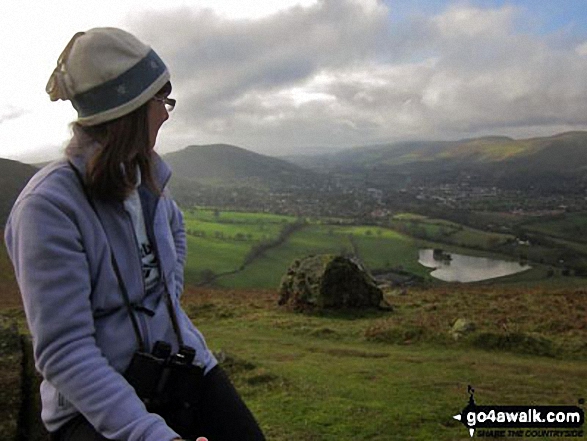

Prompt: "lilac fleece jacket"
[4,130,217,440]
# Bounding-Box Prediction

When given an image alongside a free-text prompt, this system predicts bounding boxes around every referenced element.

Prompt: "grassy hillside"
[285,132,587,192]
[2,282,585,439]
[181,286,587,440]
[0,159,37,226]
[292,132,587,171]
[163,144,321,189]
[0,232,21,309]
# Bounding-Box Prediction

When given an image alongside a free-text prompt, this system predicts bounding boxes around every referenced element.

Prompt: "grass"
[524,213,587,243]
[218,226,354,289]
[2,281,585,440]
[182,209,299,285]
[185,215,287,241]
[185,208,296,224]
[390,215,515,249]
[184,235,251,281]
[344,230,427,276]
[181,286,587,440]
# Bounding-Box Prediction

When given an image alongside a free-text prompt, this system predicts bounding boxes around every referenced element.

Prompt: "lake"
[418,249,531,282]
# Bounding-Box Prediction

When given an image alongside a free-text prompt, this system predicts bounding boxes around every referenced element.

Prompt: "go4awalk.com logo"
[453,386,585,438]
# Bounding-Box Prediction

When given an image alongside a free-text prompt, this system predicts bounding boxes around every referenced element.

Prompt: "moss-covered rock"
[278,255,384,310]
[450,318,476,341]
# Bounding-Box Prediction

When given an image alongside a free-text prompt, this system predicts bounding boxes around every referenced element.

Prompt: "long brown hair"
[68,99,161,203]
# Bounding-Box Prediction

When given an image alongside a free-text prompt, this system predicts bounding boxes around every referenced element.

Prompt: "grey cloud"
[130,2,587,154]
[131,0,388,104]
[0,107,27,125]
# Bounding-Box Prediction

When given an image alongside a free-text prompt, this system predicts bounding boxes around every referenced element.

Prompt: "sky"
[2,0,587,163]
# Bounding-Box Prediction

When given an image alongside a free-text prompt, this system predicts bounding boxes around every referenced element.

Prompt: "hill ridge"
[0,158,38,225]
[162,142,322,189]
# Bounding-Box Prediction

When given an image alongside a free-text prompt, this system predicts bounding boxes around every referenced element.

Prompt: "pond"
[418,249,531,282]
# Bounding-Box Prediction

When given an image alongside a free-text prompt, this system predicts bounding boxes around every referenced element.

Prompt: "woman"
[4,28,265,441]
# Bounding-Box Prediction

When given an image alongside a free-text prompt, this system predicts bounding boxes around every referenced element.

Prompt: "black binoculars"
[124,340,204,412]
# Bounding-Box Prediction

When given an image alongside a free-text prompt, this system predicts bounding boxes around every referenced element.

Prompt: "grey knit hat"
[46,27,170,126]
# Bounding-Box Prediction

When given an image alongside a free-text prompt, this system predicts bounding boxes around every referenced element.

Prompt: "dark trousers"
[50,365,265,441]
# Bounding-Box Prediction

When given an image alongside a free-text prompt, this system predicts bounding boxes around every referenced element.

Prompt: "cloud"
[418,5,587,135]
[432,4,516,38]
[0,107,28,125]
[576,41,587,56]
[132,0,388,103]
[129,1,587,154]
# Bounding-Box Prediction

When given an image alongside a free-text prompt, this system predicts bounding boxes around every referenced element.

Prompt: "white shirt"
[123,168,160,292]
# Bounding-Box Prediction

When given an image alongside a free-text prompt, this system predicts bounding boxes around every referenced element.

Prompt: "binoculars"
[124,340,204,412]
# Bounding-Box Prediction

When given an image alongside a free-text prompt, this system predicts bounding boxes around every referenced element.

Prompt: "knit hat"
[46,27,170,126]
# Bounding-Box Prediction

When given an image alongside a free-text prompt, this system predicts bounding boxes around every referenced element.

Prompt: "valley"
[181,208,587,289]
[1,131,587,440]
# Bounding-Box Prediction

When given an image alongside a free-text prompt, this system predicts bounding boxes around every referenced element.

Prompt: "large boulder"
[278,255,385,310]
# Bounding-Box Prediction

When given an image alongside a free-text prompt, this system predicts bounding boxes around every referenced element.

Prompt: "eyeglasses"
[153,95,176,112]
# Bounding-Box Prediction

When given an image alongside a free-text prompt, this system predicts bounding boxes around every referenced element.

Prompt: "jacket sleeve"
[4,194,179,441]
[168,199,186,299]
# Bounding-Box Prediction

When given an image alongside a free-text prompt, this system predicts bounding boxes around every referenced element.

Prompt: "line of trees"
[242,219,306,267]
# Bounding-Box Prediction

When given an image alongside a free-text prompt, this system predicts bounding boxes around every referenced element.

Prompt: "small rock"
[213,349,227,364]
[450,318,476,340]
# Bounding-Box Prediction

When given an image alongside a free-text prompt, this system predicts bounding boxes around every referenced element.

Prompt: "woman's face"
[147,95,170,149]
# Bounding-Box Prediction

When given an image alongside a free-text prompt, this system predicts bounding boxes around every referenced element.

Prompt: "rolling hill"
[286,131,587,191]
[163,143,323,189]
[0,159,38,225]
[5,132,584,220]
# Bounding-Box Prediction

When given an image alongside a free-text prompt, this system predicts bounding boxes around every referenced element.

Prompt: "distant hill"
[286,132,587,191]
[0,158,38,225]
[163,144,322,189]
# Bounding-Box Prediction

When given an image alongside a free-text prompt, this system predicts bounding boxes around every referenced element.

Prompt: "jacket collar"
[67,125,172,191]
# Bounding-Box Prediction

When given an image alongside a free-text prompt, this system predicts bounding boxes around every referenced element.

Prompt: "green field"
[184,208,294,242]
[183,209,299,284]
[524,213,587,243]
[390,214,514,249]
[219,225,355,289]
[182,209,585,289]
[183,214,436,288]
